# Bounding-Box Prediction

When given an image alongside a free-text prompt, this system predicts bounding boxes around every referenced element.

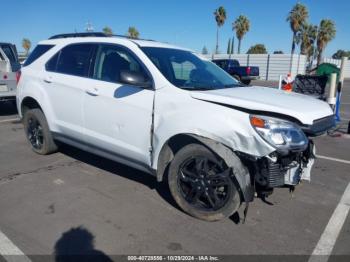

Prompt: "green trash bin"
[316,63,340,83]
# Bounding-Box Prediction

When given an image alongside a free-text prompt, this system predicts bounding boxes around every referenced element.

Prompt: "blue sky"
[1,0,349,56]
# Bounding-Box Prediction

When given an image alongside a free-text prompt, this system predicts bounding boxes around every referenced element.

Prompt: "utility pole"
[86,21,94,32]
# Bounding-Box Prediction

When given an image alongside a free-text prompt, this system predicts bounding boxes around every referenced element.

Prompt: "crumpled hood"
[190,86,334,125]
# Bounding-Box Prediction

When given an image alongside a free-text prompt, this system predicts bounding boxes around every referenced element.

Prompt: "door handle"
[43,76,52,83]
[85,87,99,96]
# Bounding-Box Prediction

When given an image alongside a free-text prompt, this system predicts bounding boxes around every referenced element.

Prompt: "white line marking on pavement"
[316,155,350,165]
[308,183,350,262]
[0,118,20,124]
[0,229,31,261]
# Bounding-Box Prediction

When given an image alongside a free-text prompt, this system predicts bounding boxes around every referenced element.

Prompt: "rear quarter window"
[23,44,54,67]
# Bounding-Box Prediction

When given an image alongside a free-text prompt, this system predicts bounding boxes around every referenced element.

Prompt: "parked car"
[0,42,21,105]
[212,58,259,85]
[17,33,335,221]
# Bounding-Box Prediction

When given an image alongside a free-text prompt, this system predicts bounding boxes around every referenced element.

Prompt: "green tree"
[22,38,31,56]
[227,38,232,54]
[233,15,250,54]
[247,44,267,54]
[202,46,209,55]
[332,50,350,59]
[214,6,227,54]
[316,19,336,66]
[287,3,309,69]
[127,26,140,39]
[102,26,113,36]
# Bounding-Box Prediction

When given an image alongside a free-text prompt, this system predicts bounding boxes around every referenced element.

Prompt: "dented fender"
[151,87,276,202]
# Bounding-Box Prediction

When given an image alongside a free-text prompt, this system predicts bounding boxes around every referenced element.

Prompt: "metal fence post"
[266,54,270,81]
[296,54,300,75]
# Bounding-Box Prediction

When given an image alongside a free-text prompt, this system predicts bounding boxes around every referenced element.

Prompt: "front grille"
[266,162,285,187]
[258,161,286,188]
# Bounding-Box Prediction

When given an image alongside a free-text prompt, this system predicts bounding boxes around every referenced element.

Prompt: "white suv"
[17,33,335,221]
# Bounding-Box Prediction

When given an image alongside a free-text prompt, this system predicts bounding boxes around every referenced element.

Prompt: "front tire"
[168,144,241,221]
[23,108,58,155]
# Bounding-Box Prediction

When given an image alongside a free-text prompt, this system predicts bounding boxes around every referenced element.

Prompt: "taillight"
[246,66,251,75]
[16,71,21,85]
[3,74,7,80]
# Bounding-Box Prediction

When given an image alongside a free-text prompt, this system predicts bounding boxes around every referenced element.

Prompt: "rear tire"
[242,79,251,85]
[168,144,241,221]
[23,108,58,155]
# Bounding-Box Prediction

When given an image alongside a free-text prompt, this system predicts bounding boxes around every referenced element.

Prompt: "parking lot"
[0,81,349,261]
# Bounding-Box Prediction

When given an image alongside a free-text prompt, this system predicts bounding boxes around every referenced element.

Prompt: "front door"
[83,44,154,168]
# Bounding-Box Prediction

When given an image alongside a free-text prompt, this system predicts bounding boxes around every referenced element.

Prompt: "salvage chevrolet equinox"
[17,33,335,221]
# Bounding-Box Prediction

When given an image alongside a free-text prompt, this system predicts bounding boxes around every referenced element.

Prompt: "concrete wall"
[205,54,307,81]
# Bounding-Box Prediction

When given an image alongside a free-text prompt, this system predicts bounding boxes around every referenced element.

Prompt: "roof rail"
[49,32,109,39]
[48,32,156,42]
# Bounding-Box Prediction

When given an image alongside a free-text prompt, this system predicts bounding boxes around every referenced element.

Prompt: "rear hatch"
[249,66,259,76]
[246,66,259,76]
[0,43,21,72]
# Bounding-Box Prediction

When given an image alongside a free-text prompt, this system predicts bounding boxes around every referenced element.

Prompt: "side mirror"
[120,70,152,89]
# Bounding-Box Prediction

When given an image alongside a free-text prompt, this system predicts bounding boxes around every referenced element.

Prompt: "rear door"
[43,43,95,140]
[83,43,154,167]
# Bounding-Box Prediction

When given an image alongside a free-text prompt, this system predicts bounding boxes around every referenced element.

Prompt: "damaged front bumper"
[253,140,316,194]
[238,139,316,202]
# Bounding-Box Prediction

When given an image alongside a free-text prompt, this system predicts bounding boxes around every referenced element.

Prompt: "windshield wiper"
[180,87,215,91]
[224,83,245,88]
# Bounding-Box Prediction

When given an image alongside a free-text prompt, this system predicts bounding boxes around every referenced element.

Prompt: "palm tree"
[214,6,227,54]
[127,26,140,39]
[296,23,317,66]
[286,3,308,71]
[316,19,336,66]
[102,26,113,36]
[233,15,250,54]
[22,38,31,56]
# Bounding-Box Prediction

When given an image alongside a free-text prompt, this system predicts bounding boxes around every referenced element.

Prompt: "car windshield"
[140,47,242,90]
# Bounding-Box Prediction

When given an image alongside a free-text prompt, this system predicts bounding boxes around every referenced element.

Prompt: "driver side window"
[93,45,148,84]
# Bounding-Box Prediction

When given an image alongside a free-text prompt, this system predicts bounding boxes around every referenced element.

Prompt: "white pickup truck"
[0,42,21,104]
[17,34,336,221]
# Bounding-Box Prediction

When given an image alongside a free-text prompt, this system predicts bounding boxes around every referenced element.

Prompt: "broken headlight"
[250,115,308,152]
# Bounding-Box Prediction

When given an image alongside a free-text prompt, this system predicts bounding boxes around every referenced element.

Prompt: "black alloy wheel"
[178,156,231,211]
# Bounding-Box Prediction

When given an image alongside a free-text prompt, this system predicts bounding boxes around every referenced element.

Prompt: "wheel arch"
[155,133,254,202]
[21,96,43,116]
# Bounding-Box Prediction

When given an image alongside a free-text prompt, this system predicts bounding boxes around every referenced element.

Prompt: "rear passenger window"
[24,45,54,66]
[52,44,93,77]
